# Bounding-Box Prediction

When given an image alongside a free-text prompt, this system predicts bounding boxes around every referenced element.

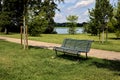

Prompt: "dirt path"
[0,36,120,61]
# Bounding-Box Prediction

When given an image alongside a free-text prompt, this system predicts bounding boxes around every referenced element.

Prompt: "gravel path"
[0,36,120,61]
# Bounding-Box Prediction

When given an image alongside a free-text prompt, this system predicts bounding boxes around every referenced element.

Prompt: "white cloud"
[64,0,77,4]
[54,0,117,23]
[54,13,66,23]
[54,0,95,23]
[68,0,95,10]
[84,10,89,16]
[54,13,62,19]
[75,0,94,8]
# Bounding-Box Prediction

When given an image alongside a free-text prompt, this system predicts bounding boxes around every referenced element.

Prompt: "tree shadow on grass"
[29,45,48,49]
[94,40,111,44]
[91,59,120,76]
[28,45,54,50]
[56,53,120,76]
[0,39,5,41]
[109,38,120,40]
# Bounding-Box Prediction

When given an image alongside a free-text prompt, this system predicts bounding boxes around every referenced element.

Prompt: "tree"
[0,0,14,34]
[115,0,120,38]
[0,0,3,31]
[66,15,78,34]
[0,12,12,34]
[88,0,113,43]
[0,0,24,33]
[28,0,63,34]
[0,0,64,49]
[28,12,47,36]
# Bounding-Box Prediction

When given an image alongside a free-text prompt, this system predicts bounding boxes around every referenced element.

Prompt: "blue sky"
[54,0,118,23]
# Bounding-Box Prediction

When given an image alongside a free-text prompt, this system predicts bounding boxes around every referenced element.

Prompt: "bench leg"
[86,52,88,59]
[55,50,57,55]
[77,52,80,61]
[63,52,66,55]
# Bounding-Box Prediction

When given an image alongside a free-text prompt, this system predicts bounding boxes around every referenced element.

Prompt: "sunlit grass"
[0,40,120,80]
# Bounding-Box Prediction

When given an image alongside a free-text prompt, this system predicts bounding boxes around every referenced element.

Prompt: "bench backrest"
[74,40,93,52]
[61,38,93,52]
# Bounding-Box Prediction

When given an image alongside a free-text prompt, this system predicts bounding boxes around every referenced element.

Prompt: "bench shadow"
[57,54,92,61]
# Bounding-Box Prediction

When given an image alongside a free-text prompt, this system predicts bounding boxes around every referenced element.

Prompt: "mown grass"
[0,40,120,80]
[0,33,120,52]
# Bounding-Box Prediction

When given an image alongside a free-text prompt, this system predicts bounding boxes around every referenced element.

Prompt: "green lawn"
[0,33,120,52]
[0,40,120,80]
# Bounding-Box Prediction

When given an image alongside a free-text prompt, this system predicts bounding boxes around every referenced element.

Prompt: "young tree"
[66,15,78,34]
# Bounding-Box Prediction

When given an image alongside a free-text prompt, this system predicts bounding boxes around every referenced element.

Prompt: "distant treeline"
[55,22,87,27]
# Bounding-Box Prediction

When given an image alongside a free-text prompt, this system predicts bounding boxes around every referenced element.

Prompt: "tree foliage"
[88,0,113,42]
[39,0,58,33]
[0,12,12,34]
[0,0,24,33]
[27,0,64,35]
[28,12,47,36]
[114,0,120,38]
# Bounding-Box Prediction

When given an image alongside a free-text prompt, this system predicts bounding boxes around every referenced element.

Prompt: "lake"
[54,27,83,34]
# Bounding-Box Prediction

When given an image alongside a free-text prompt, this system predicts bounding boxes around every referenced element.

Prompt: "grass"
[0,40,120,80]
[0,33,120,52]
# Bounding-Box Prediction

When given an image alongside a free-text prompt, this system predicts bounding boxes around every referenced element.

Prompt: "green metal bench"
[53,38,93,59]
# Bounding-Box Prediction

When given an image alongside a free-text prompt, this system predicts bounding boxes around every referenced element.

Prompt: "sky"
[54,0,118,23]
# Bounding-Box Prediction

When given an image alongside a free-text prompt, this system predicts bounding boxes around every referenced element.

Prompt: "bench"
[53,38,93,59]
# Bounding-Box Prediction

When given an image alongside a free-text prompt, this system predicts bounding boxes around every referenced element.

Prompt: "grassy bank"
[0,40,120,80]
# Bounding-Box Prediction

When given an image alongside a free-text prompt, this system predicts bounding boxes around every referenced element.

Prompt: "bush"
[115,30,120,38]
[28,13,48,36]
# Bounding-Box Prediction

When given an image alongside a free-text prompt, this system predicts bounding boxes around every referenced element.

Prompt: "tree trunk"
[20,26,23,46]
[23,15,26,49]
[4,27,9,34]
[106,27,108,42]
[102,30,104,43]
